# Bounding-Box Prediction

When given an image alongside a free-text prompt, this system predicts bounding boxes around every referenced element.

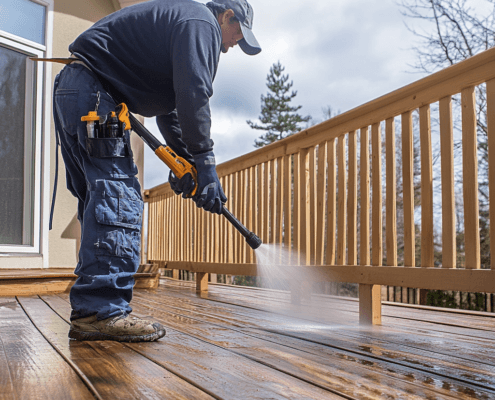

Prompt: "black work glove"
[192,151,227,214]
[169,170,196,199]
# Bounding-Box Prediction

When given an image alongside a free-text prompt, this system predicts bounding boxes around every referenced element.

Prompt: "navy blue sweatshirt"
[69,0,222,158]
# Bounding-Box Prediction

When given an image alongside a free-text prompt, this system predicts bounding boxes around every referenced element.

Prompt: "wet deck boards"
[1,278,494,399]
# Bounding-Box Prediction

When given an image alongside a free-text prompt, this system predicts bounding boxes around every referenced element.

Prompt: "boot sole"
[69,326,166,342]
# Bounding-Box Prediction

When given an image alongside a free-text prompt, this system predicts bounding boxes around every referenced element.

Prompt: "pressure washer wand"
[116,105,263,250]
[222,207,262,250]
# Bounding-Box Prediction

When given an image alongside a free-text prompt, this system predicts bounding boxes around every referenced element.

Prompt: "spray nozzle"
[221,207,263,250]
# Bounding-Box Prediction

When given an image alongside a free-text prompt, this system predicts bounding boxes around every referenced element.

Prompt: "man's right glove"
[169,170,196,198]
[192,151,227,214]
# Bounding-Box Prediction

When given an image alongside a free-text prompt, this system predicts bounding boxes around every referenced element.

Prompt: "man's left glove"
[169,170,196,199]
[192,151,227,214]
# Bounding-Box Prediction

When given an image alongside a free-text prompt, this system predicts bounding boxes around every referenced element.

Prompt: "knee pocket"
[94,179,143,228]
[95,229,140,260]
[94,179,143,259]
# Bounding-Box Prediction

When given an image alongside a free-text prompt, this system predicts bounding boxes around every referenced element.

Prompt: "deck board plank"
[0,299,19,400]
[153,281,495,365]
[0,297,95,400]
[17,296,215,400]
[46,294,344,400]
[130,296,462,399]
[130,289,495,399]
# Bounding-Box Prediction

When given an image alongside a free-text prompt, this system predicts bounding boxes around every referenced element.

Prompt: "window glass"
[0,46,35,245]
[0,0,46,45]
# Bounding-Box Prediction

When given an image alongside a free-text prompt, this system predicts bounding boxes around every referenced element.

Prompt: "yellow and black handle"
[116,103,198,196]
[114,103,262,250]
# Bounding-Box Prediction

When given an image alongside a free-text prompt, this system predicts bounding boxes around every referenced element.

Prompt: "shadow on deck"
[1,278,494,399]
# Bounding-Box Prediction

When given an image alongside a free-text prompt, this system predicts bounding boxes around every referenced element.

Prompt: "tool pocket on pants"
[86,137,131,158]
[94,179,143,259]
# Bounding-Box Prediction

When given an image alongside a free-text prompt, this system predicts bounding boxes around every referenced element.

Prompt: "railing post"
[359,284,382,325]
[196,272,208,292]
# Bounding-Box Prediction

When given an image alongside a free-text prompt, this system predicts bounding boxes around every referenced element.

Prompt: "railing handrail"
[145,46,495,200]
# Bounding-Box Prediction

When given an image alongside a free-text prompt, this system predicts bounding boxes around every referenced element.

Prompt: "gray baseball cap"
[215,0,261,55]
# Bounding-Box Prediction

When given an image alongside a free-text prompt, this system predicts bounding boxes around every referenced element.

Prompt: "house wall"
[0,0,146,270]
[48,0,145,269]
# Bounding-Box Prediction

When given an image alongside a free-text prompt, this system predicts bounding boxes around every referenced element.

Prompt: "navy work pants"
[53,64,143,321]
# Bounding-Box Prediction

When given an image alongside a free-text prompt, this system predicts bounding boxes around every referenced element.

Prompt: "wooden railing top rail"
[145,46,495,200]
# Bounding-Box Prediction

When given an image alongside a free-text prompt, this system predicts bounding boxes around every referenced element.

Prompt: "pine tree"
[247,61,310,148]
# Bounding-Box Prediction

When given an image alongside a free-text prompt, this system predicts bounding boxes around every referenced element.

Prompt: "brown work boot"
[69,314,166,342]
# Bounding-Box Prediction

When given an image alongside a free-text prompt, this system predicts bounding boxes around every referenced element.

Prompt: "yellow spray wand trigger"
[116,103,132,131]
[115,103,198,197]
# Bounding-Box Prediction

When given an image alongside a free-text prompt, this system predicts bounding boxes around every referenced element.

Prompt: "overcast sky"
[143,0,429,189]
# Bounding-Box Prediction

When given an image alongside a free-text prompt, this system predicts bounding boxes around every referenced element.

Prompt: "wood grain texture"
[461,86,481,269]
[0,298,95,399]
[337,137,347,265]
[134,282,495,399]
[326,139,337,265]
[488,79,495,269]
[439,96,456,269]
[347,132,358,265]
[385,118,398,267]
[359,284,382,325]
[316,142,328,265]
[401,111,415,267]
[360,127,370,266]
[420,105,434,268]
[18,296,214,399]
[161,261,495,292]
[371,123,382,267]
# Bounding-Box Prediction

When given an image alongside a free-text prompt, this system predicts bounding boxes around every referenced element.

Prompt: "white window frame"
[0,0,51,255]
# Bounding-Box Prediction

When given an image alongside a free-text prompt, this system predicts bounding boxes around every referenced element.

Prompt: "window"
[0,0,46,45]
[0,0,46,252]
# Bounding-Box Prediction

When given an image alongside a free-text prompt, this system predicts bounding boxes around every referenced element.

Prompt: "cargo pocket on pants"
[95,229,140,259]
[94,179,143,259]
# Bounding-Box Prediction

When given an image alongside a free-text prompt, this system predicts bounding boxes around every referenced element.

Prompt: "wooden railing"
[145,46,495,324]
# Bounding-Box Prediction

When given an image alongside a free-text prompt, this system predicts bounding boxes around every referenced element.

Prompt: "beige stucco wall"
[49,0,145,268]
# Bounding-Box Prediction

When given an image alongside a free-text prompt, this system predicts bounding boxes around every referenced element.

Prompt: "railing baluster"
[420,105,434,268]
[337,136,347,265]
[251,167,258,256]
[348,132,358,265]
[283,155,292,253]
[462,86,481,269]
[371,123,382,266]
[257,164,264,245]
[440,96,456,269]
[487,79,495,270]
[316,141,327,265]
[270,159,276,245]
[402,111,415,267]
[386,118,397,301]
[227,174,234,264]
[293,153,301,265]
[276,157,284,246]
[241,169,247,263]
[263,162,270,244]
[360,127,370,266]
[300,148,311,266]
[236,170,242,263]
[386,118,397,267]
[245,169,253,264]
[309,147,317,263]
[326,139,336,265]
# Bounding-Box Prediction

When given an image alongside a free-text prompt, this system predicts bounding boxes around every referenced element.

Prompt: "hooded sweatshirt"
[69,0,222,157]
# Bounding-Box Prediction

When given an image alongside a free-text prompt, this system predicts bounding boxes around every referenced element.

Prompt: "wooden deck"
[1,278,494,399]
